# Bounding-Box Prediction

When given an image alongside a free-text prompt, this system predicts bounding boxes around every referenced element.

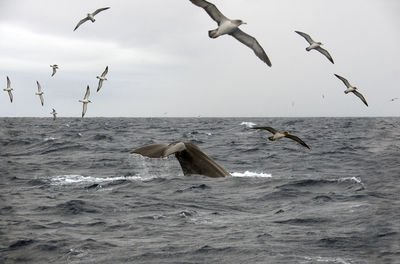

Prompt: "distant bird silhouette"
[96,66,108,92]
[389,97,398,102]
[334,74,368,107]
[35,81,44,106]
[252,126,310,149]
[3,76,13,103]
[50,108,57,120]
[189,0,271,66]
[79,85,91,117]
[295,30,334,64]
[50,64,58,76]
[73,7,110,31]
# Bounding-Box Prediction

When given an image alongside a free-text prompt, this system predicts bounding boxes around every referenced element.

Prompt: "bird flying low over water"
[50,64,58,76]
[96,66,108,92]
[79,85,91,118]
[35,81,44,106]
[131,141,231,178]
[50,108,57,120]
[251,126,310,149]
[334,74,368,107]
[295,31,334,64]
[3,76,13,103]
[189,0,272,67]
[73,7,110,31]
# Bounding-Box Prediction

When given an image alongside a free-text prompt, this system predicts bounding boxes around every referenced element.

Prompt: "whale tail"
[131,142,231,178]
[208,29,218,38]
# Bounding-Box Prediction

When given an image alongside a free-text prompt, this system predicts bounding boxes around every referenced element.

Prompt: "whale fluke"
[131,142,231,178]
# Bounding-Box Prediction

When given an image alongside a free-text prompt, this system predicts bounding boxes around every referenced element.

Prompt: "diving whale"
[130,142,231,178]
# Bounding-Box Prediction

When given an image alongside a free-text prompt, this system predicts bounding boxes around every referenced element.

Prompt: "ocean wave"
[232,171,272,178]
[240,121,256,128]
[49,174,146,185]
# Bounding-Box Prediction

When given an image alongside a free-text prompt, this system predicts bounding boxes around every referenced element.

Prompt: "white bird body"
[212,19,244,38]
[271,131,286,141]
[306,42,322,51]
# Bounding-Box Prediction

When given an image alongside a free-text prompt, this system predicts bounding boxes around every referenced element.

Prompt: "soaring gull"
[3,76,13,103]
[189,0,271,66]
[295,31,334,64]
[35,81,44,106]
[252,126,310,149]
[73,7,110,31]
[79,85,92,117]
[334,74,368,107]
[96,66,108,92]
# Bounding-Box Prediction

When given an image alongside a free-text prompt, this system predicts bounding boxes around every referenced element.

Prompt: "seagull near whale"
[35,81,44,106]
[3,76,13,103]
[251,126,310,149]
[295,31,334,64]
[96,66,108,92]
[79,85,91,118]
[189,0,271,66]
[50,64,58,77]
[73,7,110,31]
[50,108,57,121]
[131,141,231,178]
[334,74,368,107]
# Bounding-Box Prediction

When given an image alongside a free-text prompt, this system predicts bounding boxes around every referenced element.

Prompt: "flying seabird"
[35,81,44,106]
[252,126,310,149]
[50,108,57,121]
[79,85,91,118]
[96,66,108,92]
[334,74,368,107]
[3,76,13,103]
[390,97,398,102]
[50,64,58,76]
[295,31,334,64]
[189,0,271,66]
[73,7,110,31]
[131,141,231,178]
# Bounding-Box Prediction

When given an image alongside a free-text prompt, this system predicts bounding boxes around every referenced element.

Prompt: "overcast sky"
[1,0,399,117]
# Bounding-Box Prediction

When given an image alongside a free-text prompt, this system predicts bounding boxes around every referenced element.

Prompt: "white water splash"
[240,122,256,128]
[50,174,146,185]
[232,171,272,178]
[338,177,362,184]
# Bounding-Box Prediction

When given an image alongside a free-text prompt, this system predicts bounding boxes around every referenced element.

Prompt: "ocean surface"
[1,117,399,264]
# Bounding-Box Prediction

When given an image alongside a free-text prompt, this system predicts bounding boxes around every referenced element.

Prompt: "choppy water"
[1,117,399,263]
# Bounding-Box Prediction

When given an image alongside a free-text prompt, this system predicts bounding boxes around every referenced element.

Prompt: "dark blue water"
[1,117,399,263]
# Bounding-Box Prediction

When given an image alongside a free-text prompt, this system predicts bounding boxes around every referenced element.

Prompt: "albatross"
[50,64,58,76]
[96,66,108,92]
[3,76,13,103]
[334,74,368,107]
[35,81,44,106]
[50,108,57,121]
[79,85,92,118]
[295,30,334,64]
[252,126,310,149]
[131,141,231,178]
[189,0,271,66]
[73,7,110,31]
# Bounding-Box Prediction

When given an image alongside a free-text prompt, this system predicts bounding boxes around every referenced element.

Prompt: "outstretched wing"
[74,17,90,31]
[230,29,272,66]
[82,103,87,118]
[285,134,310,149]
[97,80,103,92]
[189,0,227,24]
[84,85,90,100]
[334,74,351,88]
[6,76,10,88]
[8,91,13,103]
[295,31,314,44]
[315,46,334,64]
[101,66,108,77]
[352,90,368,107]
[39,94,44,106]
[51,67,57,76]
[36,81,42,93]
[251,126,278,134]
[92,7,110,16]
